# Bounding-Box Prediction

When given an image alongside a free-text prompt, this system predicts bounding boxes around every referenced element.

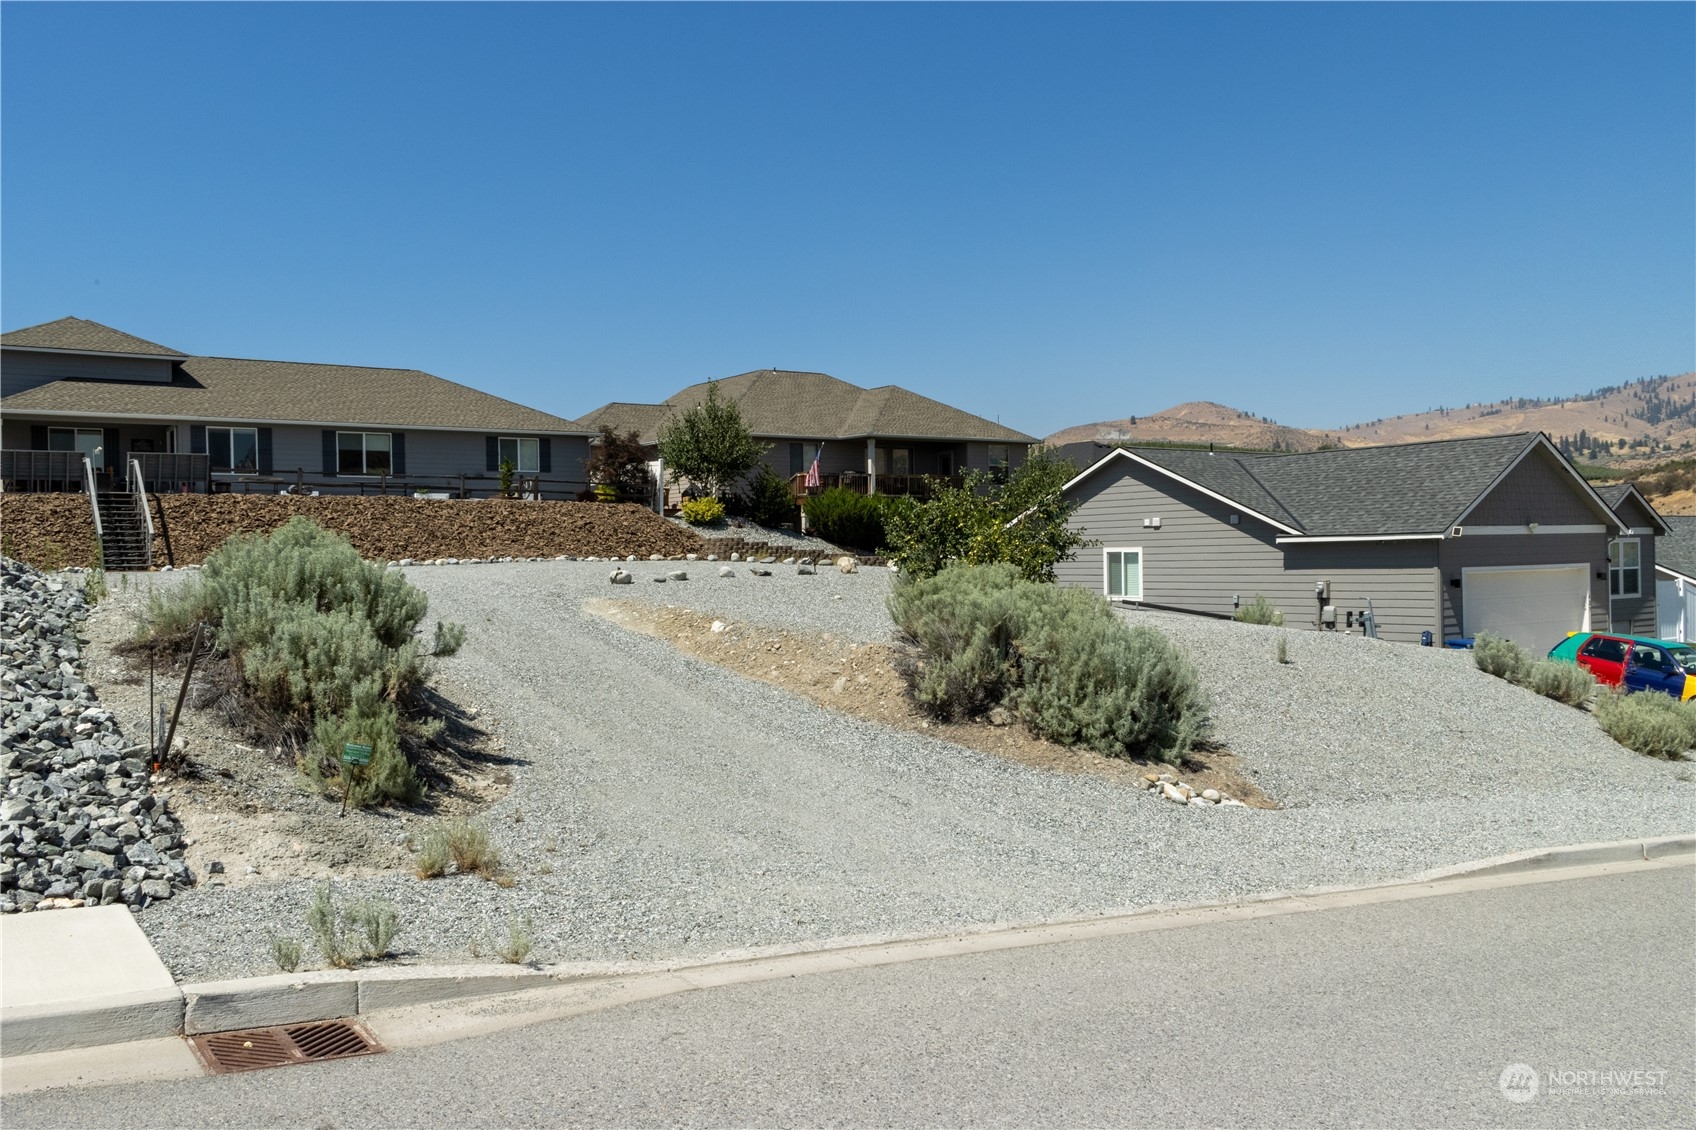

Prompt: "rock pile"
[1,557,192,913]
[1140,772,1247,808]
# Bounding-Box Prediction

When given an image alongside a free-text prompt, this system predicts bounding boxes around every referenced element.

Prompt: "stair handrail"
[83,455,104,546]
[130,456,155,567]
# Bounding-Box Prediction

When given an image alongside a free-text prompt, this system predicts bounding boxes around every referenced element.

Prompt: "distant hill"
[1044,373,1696,467]
[1045,401,1337,453]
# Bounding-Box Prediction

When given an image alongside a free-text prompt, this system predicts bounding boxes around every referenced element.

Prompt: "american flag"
[804,446,822,489]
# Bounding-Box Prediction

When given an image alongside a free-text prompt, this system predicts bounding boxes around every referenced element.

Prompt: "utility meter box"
[1321,604,1337,626]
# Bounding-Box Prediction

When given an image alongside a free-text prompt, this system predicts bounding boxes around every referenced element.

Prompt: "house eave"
[1,344,186,362]
[0,406,597,437]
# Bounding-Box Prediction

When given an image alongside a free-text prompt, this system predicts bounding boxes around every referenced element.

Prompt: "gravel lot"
[129,559,1695,982]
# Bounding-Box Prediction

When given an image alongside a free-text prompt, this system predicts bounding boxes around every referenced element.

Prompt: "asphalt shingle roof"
[4,354,590,433]
[583,370,1034,445]
[2,316,185,357]
[1656,516,1696,579]
[1073,432,1613,538]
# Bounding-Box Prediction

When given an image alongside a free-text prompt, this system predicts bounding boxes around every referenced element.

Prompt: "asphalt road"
[10,866,1694,1129]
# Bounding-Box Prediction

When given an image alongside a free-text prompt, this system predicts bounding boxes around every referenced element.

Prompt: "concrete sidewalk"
[1,905,182,1057]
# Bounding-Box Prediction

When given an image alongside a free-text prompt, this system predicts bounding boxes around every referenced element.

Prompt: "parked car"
[1547,632,1696,700]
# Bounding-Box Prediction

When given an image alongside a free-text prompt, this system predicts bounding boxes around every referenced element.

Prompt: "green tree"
[655,381,769,500]
[884,446,1086,582]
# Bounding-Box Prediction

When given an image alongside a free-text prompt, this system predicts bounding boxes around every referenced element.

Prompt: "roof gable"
[1595,483,1671,534]
[1064,432,1619,538]
[2,317,185,358]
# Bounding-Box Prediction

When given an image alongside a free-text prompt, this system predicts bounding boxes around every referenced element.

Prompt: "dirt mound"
[589,599,1275,808]
[0,494,707,568]
[0,495,99,570]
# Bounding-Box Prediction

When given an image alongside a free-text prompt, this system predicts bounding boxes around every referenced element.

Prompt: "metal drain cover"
[191,1019,386,1074]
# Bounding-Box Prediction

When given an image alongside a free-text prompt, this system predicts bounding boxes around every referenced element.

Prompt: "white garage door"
[1463,565,1591,654]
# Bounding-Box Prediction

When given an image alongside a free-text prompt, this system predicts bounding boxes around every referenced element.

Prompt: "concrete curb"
[1414,834,1693,882]
[4,836,1691,1070]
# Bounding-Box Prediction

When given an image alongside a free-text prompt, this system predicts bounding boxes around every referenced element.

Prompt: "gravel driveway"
[138,560,1696,981]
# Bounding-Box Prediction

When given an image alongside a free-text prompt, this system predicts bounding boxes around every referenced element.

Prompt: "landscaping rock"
[609,569,634,585]
[0,556,190,914]
[719,566,735,578]
[838,557,859,574]
[750,568,772,577]
[797,563,816,576]
[668,571,688,582]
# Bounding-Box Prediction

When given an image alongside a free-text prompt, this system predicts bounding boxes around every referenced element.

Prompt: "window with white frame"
[1105,548,1143,600]
[1610,537,1641,597]
[48,427,105,470]
[498,436,539,473]
[208,427,259,473]
[337,431,391,476]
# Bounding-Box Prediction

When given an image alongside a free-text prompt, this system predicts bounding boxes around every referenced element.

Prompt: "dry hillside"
[1046,373,1696,467]
[1046,401,1338,452]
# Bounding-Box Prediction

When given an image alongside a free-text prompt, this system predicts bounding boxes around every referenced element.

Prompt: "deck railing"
[788,471,963,500]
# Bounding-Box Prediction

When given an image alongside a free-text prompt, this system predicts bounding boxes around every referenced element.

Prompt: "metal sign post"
[339,742,372,816]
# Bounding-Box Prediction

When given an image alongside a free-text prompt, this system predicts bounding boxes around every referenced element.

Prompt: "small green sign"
[341,742,372,766]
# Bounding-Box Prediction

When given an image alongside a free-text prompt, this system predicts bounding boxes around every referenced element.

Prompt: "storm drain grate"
[192,1019,386,1074]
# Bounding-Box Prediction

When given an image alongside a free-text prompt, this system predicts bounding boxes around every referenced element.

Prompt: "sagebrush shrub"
[1013,606,1208,763]
[802,488,890,550]
[680,496,725,525]
[1234,594,1284,626]
[889,563,1208,763]
[1473,633,1533,684]
[1594,691,1696,759]
[136,517,460,806]
[1524,659,1596,707]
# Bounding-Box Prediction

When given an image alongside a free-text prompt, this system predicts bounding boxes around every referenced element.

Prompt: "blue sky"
[4,3,1691,438]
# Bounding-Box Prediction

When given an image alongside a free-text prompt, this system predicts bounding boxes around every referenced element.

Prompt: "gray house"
[1056,432,1654,651]
[1,317,595,497]
[1651,513,1696,643]
[583,369,1035,502]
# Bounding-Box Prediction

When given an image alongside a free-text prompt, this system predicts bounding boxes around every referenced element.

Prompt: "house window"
[48,427,105,470]
[789,443,804,476]
[337,432,391,476]
[1609,538,1641,597]
[890,448,911,476]
[1105,548,1143,601]
[498,436,539,474]
[937,451,954,478]
[208,427,259,474]
[987,445,1010,470]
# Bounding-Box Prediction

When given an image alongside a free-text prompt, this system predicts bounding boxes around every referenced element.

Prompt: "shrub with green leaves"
[889,563,1208,763]
[135,517,463,806]
[802,488,891,551]
[1234,594,1284,626]
[680,496,725,525]
[1473,633,1533,685]
[1524,659,1596,707]
[734,464,801,529]
[1594,690,1696,759]
[883,448,1086,583]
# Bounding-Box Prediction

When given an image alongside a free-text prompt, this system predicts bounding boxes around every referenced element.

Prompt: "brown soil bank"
[0,494,707,567]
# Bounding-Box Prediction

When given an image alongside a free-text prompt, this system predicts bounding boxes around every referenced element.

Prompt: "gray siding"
[1463,446,1601,527]
[1059,460,1442,643]
[1,349,175,397]
[198,424,588,496]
